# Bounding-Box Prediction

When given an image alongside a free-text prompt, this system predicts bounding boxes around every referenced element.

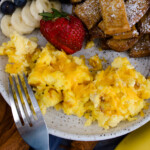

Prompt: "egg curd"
[0,33,150,129]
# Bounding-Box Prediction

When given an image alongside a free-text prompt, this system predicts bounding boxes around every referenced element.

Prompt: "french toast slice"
[74,0,101,30]
[99,22,139,40]
[126,0,149,27]
[100,39,111,50]
[98,21,105,32]
[99,0,130,35]
[113,26,139,40]
[138,10,150,34]
[89,26,110,40]
[107,38,139,52]
[129,35,150,57]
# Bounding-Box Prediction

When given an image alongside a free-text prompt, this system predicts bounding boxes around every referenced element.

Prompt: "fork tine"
[17,75,35,124]
[8,77,22,128]
[12,75,29,125]
[23,73,43,119]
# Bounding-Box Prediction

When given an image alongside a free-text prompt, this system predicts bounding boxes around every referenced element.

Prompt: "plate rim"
[1,88,150,141]
[48,118,150,141]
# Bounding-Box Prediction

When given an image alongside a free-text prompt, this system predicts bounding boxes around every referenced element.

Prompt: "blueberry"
[14,0,27,7]
[0,1,16,15]
[59,0,70,4]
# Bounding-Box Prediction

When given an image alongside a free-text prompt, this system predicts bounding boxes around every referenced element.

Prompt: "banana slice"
[22,2,40,28]
[11,9,34,34]
[36,0,52,13]
[0,15,16,37]
[30,0,42,21]
[50,0,61,11]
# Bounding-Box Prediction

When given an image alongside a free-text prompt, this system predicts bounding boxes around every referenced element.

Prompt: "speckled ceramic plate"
[0,5,150,141]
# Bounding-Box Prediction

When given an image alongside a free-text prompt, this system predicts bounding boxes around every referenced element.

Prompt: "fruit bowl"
[0,5,150,141]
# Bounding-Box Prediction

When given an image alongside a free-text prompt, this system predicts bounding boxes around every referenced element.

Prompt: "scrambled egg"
[87,57,150,128]
[0,33,40,74]
[28,43,93,116]
[85,41,95,49]
[89,54,103,71]
[0,33,150,129]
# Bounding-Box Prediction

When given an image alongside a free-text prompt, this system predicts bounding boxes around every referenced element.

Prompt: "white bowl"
[0,6,150,141]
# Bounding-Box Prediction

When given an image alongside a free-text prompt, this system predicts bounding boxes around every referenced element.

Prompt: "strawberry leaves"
[39,8,68,21]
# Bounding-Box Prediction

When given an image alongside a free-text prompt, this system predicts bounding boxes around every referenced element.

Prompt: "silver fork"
[8,73,49,150]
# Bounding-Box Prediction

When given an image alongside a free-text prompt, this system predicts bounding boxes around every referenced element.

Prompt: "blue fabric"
[49,134,125,150]
[49,134,71,150]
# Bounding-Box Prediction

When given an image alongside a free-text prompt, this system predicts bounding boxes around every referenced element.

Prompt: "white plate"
[0,5,150,141]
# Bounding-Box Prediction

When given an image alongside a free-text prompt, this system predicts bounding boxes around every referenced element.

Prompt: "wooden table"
[0,94,98,150]
[0,94,29,150]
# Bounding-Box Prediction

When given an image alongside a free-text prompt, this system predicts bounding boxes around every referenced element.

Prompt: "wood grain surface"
[0,94,99,150]
[0,94,29,150]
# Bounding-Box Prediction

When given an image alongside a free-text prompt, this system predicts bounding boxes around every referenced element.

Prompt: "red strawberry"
[40,9,86,54]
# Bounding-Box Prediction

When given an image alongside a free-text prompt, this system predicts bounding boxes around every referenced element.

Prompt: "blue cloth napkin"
[49,134,125,150]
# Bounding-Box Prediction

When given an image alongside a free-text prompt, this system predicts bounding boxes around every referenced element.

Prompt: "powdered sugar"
[131,35,150,52]
[116,3,122,8]
[111,14,116,18]
[74,0,101,30]
[139,10,150,34]
[132,30,139,36]
[126,0,149,27]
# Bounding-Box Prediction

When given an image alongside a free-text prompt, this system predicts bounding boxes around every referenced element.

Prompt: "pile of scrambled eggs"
[0,33,150,129]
